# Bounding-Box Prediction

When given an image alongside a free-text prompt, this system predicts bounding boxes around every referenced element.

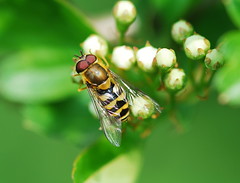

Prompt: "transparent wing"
[110,71,161,114]
[87,84,122,147]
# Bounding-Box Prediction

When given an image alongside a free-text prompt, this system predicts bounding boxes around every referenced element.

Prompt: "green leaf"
[0,7,14,35]
[223,0,240,28]
[72,138,142,183]
[149,0,198,23]
[0,0,94,50]
[0,0,95,104]
[0,49,76,103]
[22,92,101,146]
[70,0,115,15]
[22,104,56,133]
[214,30,240,105]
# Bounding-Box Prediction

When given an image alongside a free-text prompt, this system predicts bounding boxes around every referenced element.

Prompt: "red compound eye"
[76,60,89,73]
[86,54,97,64]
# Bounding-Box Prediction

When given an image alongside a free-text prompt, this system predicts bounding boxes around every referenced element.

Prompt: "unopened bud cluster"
[172,20,224,70]
[81,4,199,120]
[81,32,186,91]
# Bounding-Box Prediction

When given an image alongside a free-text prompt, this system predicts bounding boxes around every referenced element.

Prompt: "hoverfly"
[72,52,161,147]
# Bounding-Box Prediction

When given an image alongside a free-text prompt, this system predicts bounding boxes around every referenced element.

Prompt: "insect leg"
[71,74,87,91]
[78,87,87,92]
[100,56,109,68]
[71,73,83,84]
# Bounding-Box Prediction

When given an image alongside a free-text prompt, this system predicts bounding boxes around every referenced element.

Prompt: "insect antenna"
[79,50,84,57]
[73,50,84,60]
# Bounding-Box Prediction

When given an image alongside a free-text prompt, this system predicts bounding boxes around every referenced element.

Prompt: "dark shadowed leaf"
[22,91,101,146]
[149,0,198,23]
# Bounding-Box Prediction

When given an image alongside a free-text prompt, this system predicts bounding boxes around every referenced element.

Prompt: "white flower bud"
[136,45,157,71]
[155,48,177,70]
[82,34,108,57]
[204,49,224,70]
[171,20,194,44]
[111,45,136,70]
[131,96,155,119]
[184,34,210,60]
[113,1,137,26]
[164,68,186,91]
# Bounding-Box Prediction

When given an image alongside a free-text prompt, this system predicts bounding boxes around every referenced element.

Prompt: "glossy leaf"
[214,30,240,105]
[149,0,197,23]
[72,138,142,183]
[0,0,95,104]
[223,0,240,28]
[0,49,76,103]
[22,92,101,146]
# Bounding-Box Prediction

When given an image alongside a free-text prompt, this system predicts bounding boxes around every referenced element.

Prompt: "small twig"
[205,70,216,88]
[169,93,184,133]
[188,59,198,92]
[199,63,207,89]
[119,31,125,45]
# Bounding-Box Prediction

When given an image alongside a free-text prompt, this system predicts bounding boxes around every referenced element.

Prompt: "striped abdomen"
[96,78,129,121]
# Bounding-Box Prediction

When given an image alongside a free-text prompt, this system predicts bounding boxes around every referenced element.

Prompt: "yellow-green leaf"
[72,138,142,183]
[214,30,240,105]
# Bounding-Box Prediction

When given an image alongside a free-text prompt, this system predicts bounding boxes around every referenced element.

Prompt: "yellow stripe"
[105,100,117,109]
[98,78,111,90]
[111,103,128,116]
[117,91,125,101]
[104,92,125,109]
[120,111,129,121]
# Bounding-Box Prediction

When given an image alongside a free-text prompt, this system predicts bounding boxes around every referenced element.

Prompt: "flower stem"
[169,93,184,133]
[188,59,198,90]
[199,63,207,89]
[205,70,216,88]
[119,31,125,45]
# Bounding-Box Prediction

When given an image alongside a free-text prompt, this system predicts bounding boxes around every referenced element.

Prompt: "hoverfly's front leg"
[71,73,87,92]
[71,72,82,84]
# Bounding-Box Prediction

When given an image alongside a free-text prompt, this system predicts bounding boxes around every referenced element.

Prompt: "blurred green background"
[1,0,240,183]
